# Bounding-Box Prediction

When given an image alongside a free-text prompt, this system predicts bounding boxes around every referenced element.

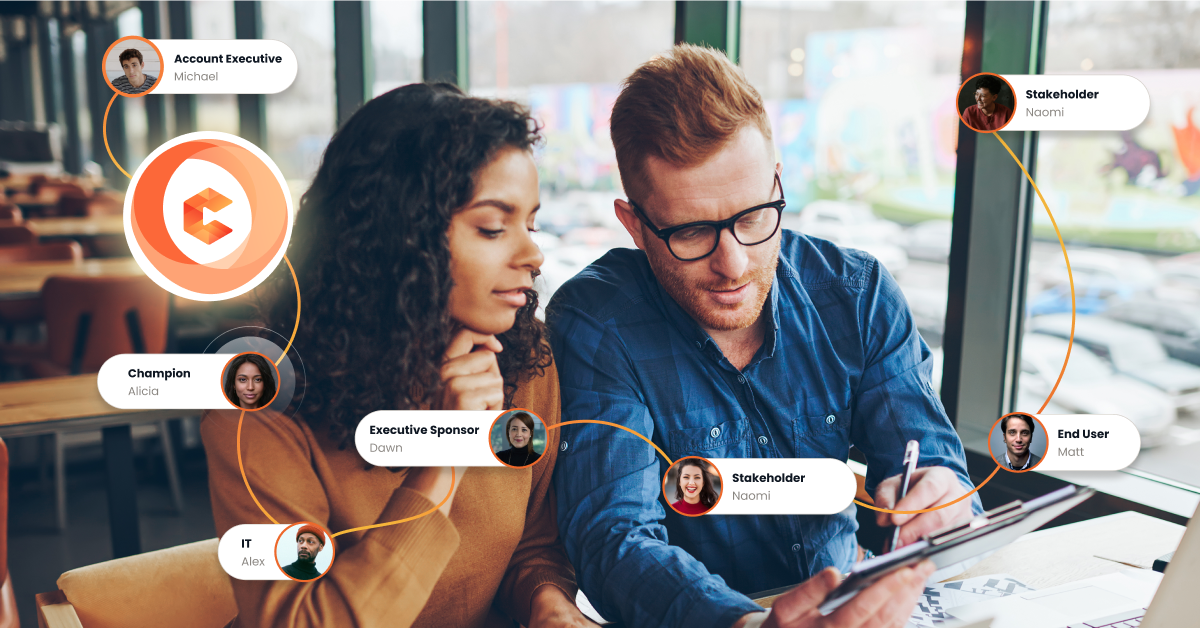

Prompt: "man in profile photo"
[1003,414,1041,470]
[281,524,326,580]
[112,48,157,94]
[961,74,1011,131]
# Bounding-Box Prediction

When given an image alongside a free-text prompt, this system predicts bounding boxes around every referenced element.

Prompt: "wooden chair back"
[0,242,83,265]
[41,276,169,374]
[0,225,35,246]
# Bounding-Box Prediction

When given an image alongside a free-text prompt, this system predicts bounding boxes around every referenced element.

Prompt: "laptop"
[946,501,1200,628]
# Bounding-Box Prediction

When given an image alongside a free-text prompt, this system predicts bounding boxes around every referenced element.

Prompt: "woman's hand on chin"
[438,327,505,410]
[528,585,597,627]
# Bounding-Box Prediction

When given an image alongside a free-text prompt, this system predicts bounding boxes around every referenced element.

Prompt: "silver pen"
[889,440,920,553]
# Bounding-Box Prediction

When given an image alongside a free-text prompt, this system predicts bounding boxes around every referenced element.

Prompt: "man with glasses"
[546,45,979,628]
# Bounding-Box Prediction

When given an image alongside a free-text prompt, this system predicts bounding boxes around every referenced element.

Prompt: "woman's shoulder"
[201,408,318,462]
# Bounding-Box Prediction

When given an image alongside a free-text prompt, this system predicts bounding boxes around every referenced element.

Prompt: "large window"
[116,7,149,170]
[466,1,674,310]
[71,29,93,166]
[1017,1,1200,487]
[263,1,336,187]
[190,1,239,135]
[741,1,967,384]
[370,1,423,96]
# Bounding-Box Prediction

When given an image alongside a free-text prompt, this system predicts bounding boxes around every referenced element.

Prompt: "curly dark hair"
[223,353,277,410]
[261,83,551,449]
[975,74,1004,97]
[674,459,718,509]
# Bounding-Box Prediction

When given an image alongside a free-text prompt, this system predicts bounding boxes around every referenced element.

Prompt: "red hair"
[610,44,773,200]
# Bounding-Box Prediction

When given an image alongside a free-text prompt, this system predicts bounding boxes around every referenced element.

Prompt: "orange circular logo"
[124,132,293,301]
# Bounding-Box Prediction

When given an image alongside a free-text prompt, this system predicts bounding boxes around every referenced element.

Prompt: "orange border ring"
[662,456,723,518]
[489,408,549,469]
[956,72,1017,133]
[988,412,1049,473]
[273,521,337,582]
[101,35,165,98]
[220,351,282,411]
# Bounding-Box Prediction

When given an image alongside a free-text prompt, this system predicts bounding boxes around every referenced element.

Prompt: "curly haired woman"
[201,83,590,628]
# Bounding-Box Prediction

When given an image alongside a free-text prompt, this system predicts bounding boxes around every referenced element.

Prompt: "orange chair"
[0,242,82,265]
[84,192,123,218]
[34,276,182,529]
[0,243,84,343]
[39,276,169,374]
[53,185,91,218]
[0,437,17,628]
[0,226,35,246]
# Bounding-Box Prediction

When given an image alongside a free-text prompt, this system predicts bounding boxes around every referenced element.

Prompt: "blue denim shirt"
[546,230,979,628]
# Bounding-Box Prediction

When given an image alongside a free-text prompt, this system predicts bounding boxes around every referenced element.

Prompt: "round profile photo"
[957,72,1016,132]
[275,522,335,582]
[490,409,547,468]
[221,351,280,411]
[989,412,1048,473]
[102,36,163,97]
[663,456,722,517]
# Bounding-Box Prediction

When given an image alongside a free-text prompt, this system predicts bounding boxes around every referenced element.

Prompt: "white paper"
[908,575,1035,628]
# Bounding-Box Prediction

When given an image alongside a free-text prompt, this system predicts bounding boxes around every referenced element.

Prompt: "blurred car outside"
[929,343,1069,415]
[791,200,909,274]
[903,219,952,263]
[1028,313,1200,414]
[1025,281,1129,317]
[1102,299,1200,367]
[1018,332,1176,443]
[535,190,620,237]
[1155,251,1200,302]
[1031,248,1160,297]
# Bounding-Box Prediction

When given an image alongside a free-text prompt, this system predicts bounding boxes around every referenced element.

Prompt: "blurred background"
[3,1,1200,625]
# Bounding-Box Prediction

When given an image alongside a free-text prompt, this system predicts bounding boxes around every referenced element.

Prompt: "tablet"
[818,485,1095,614]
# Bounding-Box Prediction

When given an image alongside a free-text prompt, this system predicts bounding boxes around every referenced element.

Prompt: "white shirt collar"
[1005,450,1032,470]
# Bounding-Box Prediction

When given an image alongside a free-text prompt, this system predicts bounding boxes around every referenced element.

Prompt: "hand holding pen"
[873,443,976,552]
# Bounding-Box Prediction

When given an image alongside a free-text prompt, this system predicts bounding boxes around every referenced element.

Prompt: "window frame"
[938,0,1200,519]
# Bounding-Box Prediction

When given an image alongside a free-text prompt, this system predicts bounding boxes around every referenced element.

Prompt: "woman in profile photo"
[670,458,718,516]
[962,74,1012,131]
[201,83,589,627]
[223,353,276,410]
[495,411,541,467]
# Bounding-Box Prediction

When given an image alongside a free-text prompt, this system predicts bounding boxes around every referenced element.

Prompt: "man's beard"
[647,240,779,332]
[297,550,315,564]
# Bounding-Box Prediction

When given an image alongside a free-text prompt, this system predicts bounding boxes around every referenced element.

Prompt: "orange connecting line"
[858,130,1075,515]
[236,408,456,537]
[227,131,1074,526]
[103,94,132,179]
[547,419,674,465]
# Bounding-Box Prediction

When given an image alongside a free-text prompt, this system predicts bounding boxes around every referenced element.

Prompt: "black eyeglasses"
[629,173,786,262]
